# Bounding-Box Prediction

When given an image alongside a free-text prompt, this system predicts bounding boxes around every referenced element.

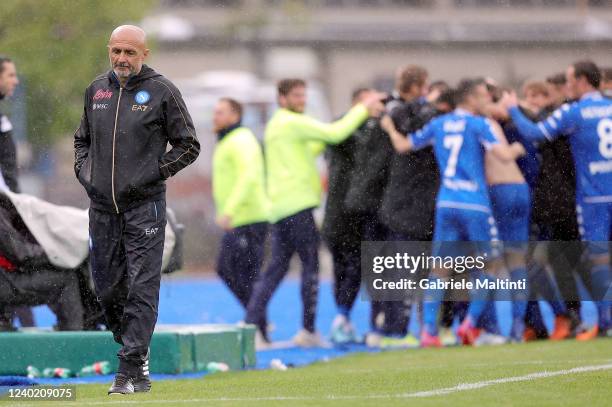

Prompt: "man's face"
[213,101,239,133]
[525,90,549,111]
[108,38,147,80]
[565,66,581,100]
[546,83,566,106]
[472,84,492,114]
[279,85,306,113]
[400,78,428,101]
[0,62,19,97]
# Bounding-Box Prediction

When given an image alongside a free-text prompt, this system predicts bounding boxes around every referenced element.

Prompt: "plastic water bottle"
[42,367,72,378]
[78,361,111,376]
[270,359,288,371]
[206,362,229,373]
[26,365,41,379]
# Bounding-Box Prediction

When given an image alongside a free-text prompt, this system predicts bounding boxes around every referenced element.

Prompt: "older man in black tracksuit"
[74,25,199,395]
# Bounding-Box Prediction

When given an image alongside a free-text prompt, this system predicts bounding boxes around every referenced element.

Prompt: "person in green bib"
[212,98,269,317]
[245,79,384,347]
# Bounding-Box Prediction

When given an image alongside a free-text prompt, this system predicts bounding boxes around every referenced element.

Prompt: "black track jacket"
[74,65,200,213]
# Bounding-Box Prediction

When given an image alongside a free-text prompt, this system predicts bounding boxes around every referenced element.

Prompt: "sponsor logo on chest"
[93,89,113,100]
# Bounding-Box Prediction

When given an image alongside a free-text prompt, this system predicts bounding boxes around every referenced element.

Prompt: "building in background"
[42,0,612,269]
[146,0,612,116]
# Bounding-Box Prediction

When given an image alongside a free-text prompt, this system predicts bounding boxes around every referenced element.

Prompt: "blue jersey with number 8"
[509,91,612,203]
[410,108,500,213]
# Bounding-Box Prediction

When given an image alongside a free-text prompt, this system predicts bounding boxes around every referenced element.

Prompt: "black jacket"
[343,118,394,215]
[74,65,200,213]
[321,124,361,247]
[0,104,19,193]
[531,106,578,234]
[379,97,440,239]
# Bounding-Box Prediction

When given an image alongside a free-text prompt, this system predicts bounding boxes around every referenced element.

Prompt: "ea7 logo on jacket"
[132,104,149,112]
[145,227,159,236]
[93,89,113,100]
[93,103,109,110]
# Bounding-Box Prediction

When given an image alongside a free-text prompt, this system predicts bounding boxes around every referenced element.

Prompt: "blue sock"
[478,300,501,335]
[530,266,566,316]
[423,276,446,335]
[467,270,494,322]
[510,267,528,321]
[591,264,611,330]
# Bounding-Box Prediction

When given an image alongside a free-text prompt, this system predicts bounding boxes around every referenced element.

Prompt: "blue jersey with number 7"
[409,108,500,213]
[509,91,612,203]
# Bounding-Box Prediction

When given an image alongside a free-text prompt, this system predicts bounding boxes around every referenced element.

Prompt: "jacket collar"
[108,64,158,90]
[216,122,242,142]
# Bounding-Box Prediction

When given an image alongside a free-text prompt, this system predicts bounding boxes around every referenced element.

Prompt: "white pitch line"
[6,363,612,406]
[402,363,612,398]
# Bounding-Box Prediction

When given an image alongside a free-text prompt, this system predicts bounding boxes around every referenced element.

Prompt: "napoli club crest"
[135,90,150,105]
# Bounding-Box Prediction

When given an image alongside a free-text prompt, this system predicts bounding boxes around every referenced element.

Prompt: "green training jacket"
[213,126,269,228]
[264,104,368,223]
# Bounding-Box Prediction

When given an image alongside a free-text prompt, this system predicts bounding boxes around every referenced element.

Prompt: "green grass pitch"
[7,339,612,406]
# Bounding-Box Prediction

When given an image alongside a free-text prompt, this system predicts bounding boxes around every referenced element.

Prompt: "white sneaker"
[292,329,330,348]
[474,332,507,347]
[365,332,383,348]
[330,315,359,344]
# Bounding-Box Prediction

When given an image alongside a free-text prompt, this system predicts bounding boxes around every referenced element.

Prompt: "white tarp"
[2,190,175,270]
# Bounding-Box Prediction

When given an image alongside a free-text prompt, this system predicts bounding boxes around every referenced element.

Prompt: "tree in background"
[0,0,155,149]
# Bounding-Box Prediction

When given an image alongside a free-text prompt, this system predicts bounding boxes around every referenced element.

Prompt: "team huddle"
[213,59,612,350]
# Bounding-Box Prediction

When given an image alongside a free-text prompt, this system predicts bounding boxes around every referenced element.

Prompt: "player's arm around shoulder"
[288,104,364,145]
[483,117,525,162]
[380,114,413,153]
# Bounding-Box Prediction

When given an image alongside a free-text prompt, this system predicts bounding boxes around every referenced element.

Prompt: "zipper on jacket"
[111,87,123,214]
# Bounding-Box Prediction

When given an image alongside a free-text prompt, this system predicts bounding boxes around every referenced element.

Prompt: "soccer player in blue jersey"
[381,78,525,347]
[501,60,612,339]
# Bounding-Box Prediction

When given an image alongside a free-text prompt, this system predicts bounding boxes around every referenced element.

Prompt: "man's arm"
[292,103,369,145]
[157,80,200,179]
[380,114,435,154]
[388,102,415,135]
[380,114,412,153]
[0,126,19,192]
[501,91,575,143]
[73,89,91,178]
[481,117,525,162]
[291,92,384,145]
